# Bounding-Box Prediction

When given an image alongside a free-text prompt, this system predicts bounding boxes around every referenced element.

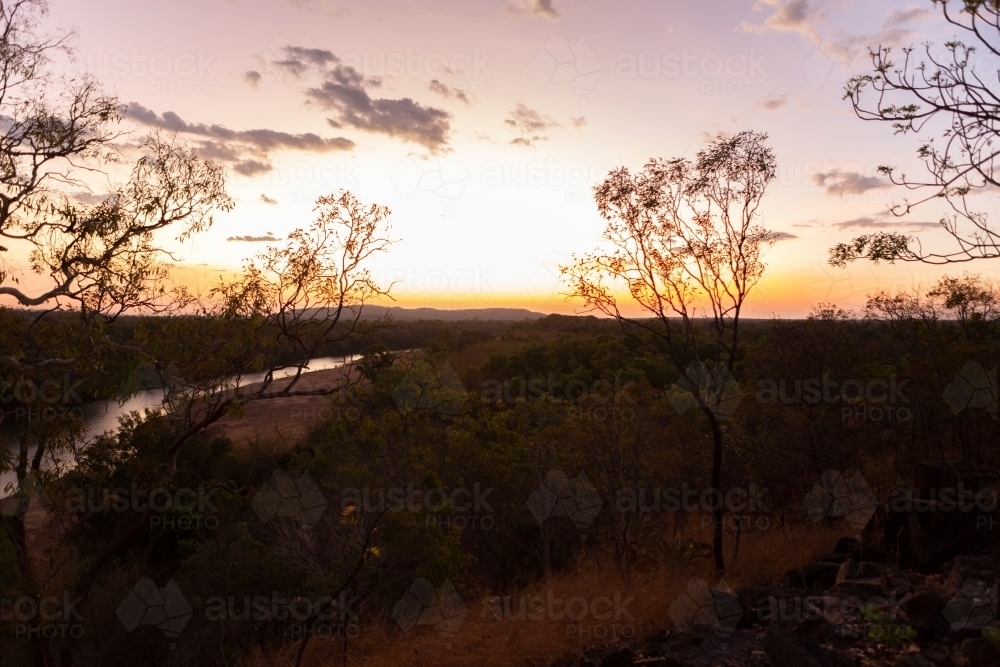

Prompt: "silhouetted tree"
[833,0,1000,265]
[563,131,778,571]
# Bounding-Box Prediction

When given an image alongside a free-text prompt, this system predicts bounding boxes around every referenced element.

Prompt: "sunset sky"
[31,0,1000,316]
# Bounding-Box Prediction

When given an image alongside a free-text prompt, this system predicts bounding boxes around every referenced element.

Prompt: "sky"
[22,0,1000,316]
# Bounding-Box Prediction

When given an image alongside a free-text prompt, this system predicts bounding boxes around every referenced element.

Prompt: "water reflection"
[1,356,358,495]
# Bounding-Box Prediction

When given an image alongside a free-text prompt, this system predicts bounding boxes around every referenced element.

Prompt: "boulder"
[901,589,949,639]
[952,637,1000,667]
[763,619,853,667]
[786,561,841,589]
[863,461,1000,569]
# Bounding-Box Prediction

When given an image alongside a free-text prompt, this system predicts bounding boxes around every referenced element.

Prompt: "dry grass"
[242,521,849,667]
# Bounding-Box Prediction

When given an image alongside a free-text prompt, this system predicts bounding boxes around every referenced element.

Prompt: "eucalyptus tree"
[563,131,778,571]
[833,0,1000,266]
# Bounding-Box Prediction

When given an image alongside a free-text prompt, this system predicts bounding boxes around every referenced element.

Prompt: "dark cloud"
[247,45,454,151]
[773,231,798,241]
[813,169,887,196]
[126,102,355,176]
[834,216,939,230]
[244,70,262,88]
[274,46,340,77]
[227,233,282,242]
[308,68,452,151]
[505,103,560,147]
[509,0,560,19]
[740,0,823,43]
[428,79,470,104]
[233,160,272,176]
[259,194,278,205]
[759,95,787,111]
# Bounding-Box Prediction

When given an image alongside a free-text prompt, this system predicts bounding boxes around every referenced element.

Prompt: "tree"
[0,3,234,664]
[832,0,1000,266]
[33,191,394,667]
[563,131,778,571]
[0,3,396,664]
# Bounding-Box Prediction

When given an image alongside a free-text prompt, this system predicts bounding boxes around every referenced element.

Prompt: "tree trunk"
[703,407,725,572]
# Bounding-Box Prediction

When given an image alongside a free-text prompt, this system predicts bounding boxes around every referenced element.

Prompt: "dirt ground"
[214,364,360,446]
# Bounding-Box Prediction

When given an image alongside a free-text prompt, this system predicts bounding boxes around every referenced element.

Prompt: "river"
[1,355,359,496]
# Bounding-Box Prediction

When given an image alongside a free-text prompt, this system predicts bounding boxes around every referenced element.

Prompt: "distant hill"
[349,306,548,321]
[295,305,549,322]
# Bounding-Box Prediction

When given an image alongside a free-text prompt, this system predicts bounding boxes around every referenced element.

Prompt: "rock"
[895,654,934,667]
[763,622,852,667]
[952,637,1000,667]
[913,461,1000,493]
[835,536,860,554]
[786,561,841,589]
[598,648,635,667]
[833,578,892,601]
[902,589,949,638]
[873,462,1000,569]
[922,645,949,663]
[812,552,851,564]
[764,627,822,667]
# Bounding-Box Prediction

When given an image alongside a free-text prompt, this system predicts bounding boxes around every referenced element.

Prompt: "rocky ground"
[566,462,1000,667]
[569,544,999,667]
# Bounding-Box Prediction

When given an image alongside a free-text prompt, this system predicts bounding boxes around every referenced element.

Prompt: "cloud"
[833,216,939,230]
[813,169,888,196]
[72,192,113,205]
[250,45,455,151]
[759,95,787,110]
[288,0,349,15]
[505,103,561,147]
[740,0,824,43]
[260,194,278,205]
[232,160,271,176]
[742,0,930,74]
[571,116,587,128]
[509,0,560,19]
[884,5,930,29]
[126,102,354,175]
[310,76,453,150]
[773,231,798,240]
[244,70,262,88]
[273,46,340,77]
[227,233,282,242]
[428,79,470,104]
